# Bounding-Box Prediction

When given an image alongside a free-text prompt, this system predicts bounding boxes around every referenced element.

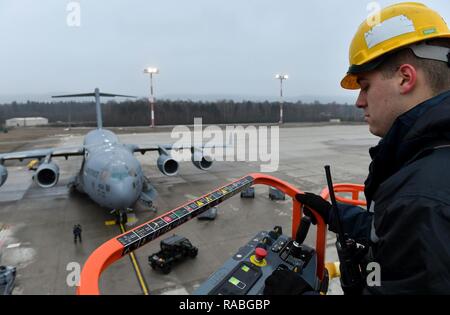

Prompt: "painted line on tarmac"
[119,223,150,295]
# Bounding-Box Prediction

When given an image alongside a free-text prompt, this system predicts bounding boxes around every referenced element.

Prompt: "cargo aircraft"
[0,88,215,212]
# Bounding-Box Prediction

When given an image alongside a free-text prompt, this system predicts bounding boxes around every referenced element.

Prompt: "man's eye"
[361,85,369,92]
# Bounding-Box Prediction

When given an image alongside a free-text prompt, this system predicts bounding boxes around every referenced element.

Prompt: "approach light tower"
[275,74,288,124]
[144,67,159,128]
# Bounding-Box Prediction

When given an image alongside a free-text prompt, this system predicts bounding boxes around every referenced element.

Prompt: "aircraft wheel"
[161,264,171,274]
[189,248,198,258]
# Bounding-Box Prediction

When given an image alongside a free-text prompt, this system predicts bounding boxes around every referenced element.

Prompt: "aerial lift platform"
[76,173,365,295]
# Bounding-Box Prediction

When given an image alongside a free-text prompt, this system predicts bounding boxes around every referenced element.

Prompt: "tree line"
[0,99,363,127]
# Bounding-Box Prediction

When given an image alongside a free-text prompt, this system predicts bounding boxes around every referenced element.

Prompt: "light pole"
[275,74,288,124]
[144,67,159,128]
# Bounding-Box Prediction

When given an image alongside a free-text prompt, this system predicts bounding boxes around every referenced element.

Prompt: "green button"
[241,265,250,272]
[229,277,240,286]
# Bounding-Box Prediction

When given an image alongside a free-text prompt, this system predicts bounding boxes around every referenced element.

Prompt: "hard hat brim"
[340,74,359,90]
[341,54,388,90]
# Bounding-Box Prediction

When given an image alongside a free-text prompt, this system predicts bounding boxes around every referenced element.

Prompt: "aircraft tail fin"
[52,88,136,129]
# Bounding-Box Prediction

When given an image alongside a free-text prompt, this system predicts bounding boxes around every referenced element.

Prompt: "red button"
[255,247,267,261]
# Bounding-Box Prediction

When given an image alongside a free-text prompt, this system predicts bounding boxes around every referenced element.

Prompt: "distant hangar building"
[5,117,48,127]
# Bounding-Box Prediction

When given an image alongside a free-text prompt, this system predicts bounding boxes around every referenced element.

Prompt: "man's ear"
[397,64,417,94]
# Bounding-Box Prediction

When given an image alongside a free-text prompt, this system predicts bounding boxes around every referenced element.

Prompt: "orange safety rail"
[320,183,366,207]
[77,173,328,295]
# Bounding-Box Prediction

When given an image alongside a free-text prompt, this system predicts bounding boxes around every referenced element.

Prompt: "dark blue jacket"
[332,90,450,294]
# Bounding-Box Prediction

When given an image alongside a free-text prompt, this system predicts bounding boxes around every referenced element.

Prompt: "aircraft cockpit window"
[111,171,128,180]
[111,165,130,180]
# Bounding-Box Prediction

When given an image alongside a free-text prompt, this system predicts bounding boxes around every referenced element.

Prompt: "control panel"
[194,221,320,295]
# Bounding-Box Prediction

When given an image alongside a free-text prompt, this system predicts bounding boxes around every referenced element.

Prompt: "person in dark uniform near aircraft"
[73,224,82,244]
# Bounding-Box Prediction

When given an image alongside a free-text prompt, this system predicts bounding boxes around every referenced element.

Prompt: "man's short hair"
[378,39,450,94]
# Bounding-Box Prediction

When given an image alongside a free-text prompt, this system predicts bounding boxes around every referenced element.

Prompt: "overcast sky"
[0,0,449,103]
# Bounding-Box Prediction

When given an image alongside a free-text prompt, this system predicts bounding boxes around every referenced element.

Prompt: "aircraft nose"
[108,177,138,210]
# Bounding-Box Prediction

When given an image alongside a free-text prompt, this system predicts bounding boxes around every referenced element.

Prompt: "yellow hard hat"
[341,2,450,90]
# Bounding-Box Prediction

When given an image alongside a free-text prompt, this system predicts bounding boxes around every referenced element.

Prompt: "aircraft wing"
[131,144,185,155]
[131,143,224,155]
[0,146,85,162]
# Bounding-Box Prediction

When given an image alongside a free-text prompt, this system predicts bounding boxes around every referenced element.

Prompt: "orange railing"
[320,183,366,207]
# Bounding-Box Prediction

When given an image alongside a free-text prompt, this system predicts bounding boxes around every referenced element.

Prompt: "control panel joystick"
[295,216,311,245]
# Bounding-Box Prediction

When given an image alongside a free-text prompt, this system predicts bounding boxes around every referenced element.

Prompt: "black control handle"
[295,215,311,245]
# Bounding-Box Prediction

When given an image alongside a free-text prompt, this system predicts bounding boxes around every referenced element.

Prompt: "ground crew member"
[265,2,450,294]
[73,224,82,244]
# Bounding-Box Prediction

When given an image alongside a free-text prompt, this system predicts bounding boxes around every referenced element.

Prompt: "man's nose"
[355,90,367,108]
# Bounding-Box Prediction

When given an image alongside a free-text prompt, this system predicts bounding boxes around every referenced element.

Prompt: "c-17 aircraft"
[0,88,214,212]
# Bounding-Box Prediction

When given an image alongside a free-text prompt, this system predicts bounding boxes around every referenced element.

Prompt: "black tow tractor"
[148,234,198,274]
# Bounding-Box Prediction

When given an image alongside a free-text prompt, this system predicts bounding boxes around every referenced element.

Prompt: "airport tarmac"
[0,124,378,295]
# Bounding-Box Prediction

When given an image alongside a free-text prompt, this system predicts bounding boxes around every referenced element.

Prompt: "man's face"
[355,70,403,137]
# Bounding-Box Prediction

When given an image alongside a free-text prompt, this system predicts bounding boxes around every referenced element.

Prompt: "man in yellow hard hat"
[266,2,450,294]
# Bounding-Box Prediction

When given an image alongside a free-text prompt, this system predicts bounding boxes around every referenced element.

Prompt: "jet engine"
[35,162,60,188]
[191,151,213,170]
[0,165,8,187]
[157,154,179,176]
